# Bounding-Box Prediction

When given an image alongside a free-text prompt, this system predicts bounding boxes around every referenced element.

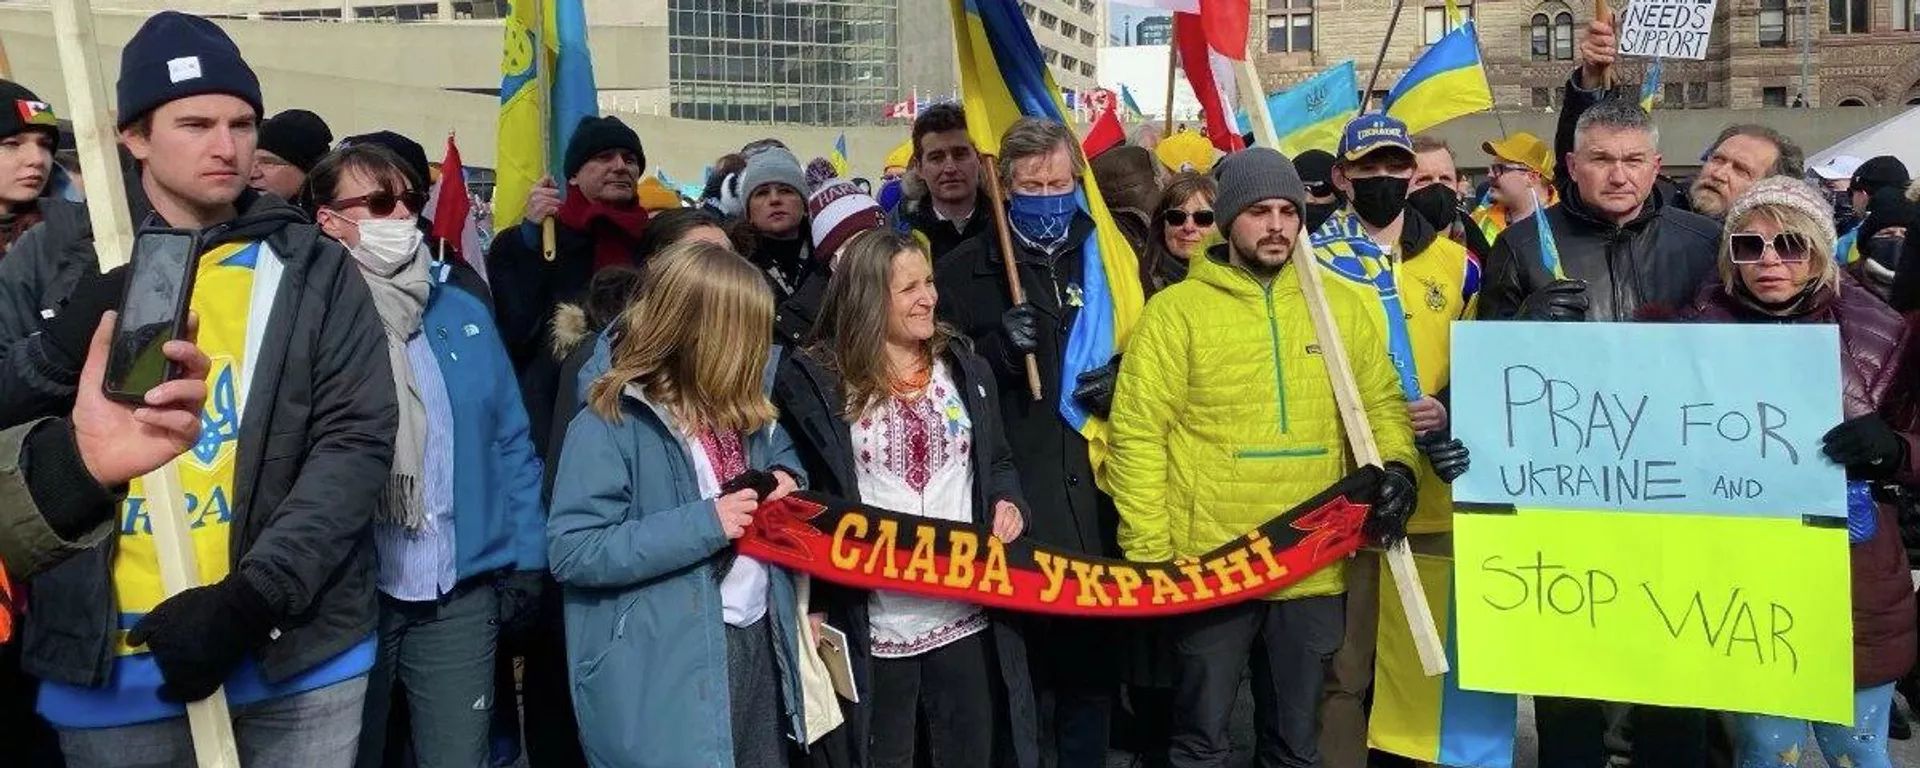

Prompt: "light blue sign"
[1451,322,1845,518]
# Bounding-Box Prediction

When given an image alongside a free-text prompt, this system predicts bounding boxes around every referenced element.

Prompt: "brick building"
[1245,0,1920,110]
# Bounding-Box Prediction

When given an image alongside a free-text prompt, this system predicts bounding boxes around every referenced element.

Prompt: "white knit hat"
[1724,176,1836,247]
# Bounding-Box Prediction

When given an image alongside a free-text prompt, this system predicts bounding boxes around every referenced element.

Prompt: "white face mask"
[349,217,424,273]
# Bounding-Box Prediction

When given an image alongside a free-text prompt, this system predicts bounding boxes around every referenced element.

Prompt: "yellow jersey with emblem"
[113,240,256,645]
[1318,227,1479,535]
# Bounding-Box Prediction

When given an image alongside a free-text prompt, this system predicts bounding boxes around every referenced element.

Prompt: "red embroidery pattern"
[880,383,963,494]
[697,430,748,485]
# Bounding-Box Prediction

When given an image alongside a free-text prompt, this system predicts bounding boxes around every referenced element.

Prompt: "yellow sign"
[1454,508,1854,724]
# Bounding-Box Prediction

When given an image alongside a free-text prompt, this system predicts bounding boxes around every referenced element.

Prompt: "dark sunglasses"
[328,190,428,217]
[1728,232,1812,264]
[1161,209,1216,228]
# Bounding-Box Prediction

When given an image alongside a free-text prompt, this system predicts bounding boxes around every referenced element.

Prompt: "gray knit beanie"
[1724,176,1836,247]
[739,147,809,201]
[1211,148,1306,232]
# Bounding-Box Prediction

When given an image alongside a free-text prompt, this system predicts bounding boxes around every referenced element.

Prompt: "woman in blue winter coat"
[548,239,811,768]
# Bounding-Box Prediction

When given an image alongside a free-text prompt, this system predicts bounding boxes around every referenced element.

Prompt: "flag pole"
[1595,0,1614,89]
[534,0,557,262]
[1362,0,1410,113]
[1235,57,1449,677]
[979,155,1045,402]
[50,0,241,764]
[1163,36,1177,135]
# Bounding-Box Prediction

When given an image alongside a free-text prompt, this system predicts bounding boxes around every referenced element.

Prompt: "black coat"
[934,214,1117,558]
[772,347,1039,768]
[900,198,992,263]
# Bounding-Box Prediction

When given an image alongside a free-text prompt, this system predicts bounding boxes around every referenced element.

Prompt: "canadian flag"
[888,94,919,120]
[1151,0,1248,153]
[427,134,485,283]
[1081,88,1125,158]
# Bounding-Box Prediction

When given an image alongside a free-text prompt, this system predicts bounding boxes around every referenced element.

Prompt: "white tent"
[1806,106,1920,175]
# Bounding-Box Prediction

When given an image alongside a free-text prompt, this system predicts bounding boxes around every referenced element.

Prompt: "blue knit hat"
[116,11,262,128]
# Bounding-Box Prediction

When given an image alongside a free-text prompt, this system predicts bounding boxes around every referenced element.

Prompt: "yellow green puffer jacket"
[1108,246,1418,600]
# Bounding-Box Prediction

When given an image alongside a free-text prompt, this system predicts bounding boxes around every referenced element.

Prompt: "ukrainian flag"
[1370,554,1519,767]
[1242,61,1360,157]
[1640,58,1664,112]
[949,0,1145,483]
[494,0,599,235]
[1121,84,1146,120]
[830,134,851,177]
[1383,20,1493,134]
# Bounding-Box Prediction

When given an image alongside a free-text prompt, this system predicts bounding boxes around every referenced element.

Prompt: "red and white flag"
[1081,88,1125,158]
[428,133,485,283]
[1152,0,1248,153]
[888,94,919,119]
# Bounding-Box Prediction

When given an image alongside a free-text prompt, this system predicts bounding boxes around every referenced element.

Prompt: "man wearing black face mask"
[1295,149,1342,233]
[1406,134,1465,242]
[1311,114,1477,768]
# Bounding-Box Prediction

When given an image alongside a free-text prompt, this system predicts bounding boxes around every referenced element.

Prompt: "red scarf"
[555,192,649,273]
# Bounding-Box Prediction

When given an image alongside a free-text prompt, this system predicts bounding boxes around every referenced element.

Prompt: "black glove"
[1823,414,1907,480]
[41,265,128,373]
[1515,279,1589,322]
[1419,432,1472,484]
[1070,356,1121,419]
[495,570,545,641]
[127,574,277,703]
[721,469,779,500]
[1000,303,1041,356]
[1364,462,1419,548]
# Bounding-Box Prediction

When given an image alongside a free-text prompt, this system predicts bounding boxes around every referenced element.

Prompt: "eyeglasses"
[1161,209,1216,228]
[327,190,428,217]
[1728,232,1813,264]
[1489,163,1524,178]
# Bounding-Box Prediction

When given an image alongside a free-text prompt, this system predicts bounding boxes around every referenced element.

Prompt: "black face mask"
[1305,200,1340,232]
[1349,176,1412,228]
[1406,184,1460,232]
[1864,236,1905,269]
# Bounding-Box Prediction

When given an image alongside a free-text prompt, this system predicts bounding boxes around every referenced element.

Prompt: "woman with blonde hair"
[774,229,1037,768]
[548,240,810,768]
[1666,176,1917,768]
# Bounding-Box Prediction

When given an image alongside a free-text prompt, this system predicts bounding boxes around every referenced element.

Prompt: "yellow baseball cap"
[1156,130,1215,174]
[1482,132,1554,181]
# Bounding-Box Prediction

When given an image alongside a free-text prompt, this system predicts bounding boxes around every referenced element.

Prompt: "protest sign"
[1617,0,1719,60]
[1450,322,1845,519]
[1454,508,1853,723]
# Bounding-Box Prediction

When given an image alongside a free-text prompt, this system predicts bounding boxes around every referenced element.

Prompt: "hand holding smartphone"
[103,229,200,404]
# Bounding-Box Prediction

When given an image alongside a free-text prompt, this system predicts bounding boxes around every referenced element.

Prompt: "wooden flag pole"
[0,32,13,79]
[533,0,557,262]
[1595,0,1615,89]
[1235,58,1449,677]
[49,0,242,765]
[1162,37,1177,135]
[978,154,1045,402]
[1361,0,1411,113]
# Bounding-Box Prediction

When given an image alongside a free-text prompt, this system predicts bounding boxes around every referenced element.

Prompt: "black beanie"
[1851,156,1911,198]
[0,80,58,143]
[258,109,333,173]
[564,116,644,180]
[116,11,263,128]
[339,130,431,190]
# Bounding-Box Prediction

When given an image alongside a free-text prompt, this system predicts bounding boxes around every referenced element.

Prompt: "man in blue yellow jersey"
[1311,113,1475,768]
[0,12,395,767]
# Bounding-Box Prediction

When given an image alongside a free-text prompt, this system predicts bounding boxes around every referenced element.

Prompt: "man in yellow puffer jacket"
[1108,146,1419,768]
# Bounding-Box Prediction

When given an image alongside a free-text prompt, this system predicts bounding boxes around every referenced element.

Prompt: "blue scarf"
[1009,190,1076,251]
[1310,210,1423,401]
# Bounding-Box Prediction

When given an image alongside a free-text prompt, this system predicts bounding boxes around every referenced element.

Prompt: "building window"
[1081,30,1096,46]
[1762,86,1788,106]
[1531,14,1550,60]
[1532,87,1552,107]
[1896,0,1916,30]
[1687,81,1708,106]
[1266,0,1314,53]
[1062,54,1079,71]
[1664,81,1684,108]
[1759,0,1787,45]
[1062,22,1077,39]
[1044,47,1060,64]
[1838,96,1870,106]
[1553,12,1575,60]
[1422,1,1473,44]
[1081,0,1096,13]
[1022,2,1036,20]
[1830,0,1868,32]
[1040,10,1058,30]
[1080,61,1095,77]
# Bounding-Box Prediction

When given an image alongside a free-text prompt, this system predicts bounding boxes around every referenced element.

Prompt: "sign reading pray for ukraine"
[1449,322,1846,519]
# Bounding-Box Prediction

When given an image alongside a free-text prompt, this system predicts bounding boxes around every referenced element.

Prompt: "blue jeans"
[1734,682,1896,768]
[58,676,367,768]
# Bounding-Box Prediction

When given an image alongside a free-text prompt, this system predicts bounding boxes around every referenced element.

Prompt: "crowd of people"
[0,8,1916,768]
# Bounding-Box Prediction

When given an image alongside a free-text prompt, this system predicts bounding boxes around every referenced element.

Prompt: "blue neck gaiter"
[1008,190,1077,250]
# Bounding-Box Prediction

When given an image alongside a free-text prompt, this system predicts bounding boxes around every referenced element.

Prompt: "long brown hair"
[587,240,777,433]
[806,229,959,418]
[1144,172,1217,290]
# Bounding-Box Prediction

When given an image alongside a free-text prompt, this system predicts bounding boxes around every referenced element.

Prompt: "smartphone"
[102,229,200,404]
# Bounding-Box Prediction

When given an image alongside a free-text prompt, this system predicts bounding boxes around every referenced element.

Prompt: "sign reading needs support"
[1450,322,1845,518]
[1617,0,1720,60]
[1454,509,1853,723]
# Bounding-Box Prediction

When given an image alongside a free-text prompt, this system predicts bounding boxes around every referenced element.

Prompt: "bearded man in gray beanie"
[1107,145,1419,768]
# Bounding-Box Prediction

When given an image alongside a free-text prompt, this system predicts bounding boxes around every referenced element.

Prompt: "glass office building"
[668,0,898,125]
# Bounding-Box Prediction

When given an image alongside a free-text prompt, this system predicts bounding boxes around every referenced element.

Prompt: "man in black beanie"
[251,108,331,201]
[0,12,393,767]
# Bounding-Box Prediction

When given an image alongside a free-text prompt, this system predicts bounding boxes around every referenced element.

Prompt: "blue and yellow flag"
[1120,84,1146,120]
[1241,61,1361,156]
[1383,20,1493,134]
[1530,188,1566,279]
[1370,553,1519,768]
[494,0,599,235]
[1640,58,1664,112]
[830,134,851,177]
[948,0,1145,482]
